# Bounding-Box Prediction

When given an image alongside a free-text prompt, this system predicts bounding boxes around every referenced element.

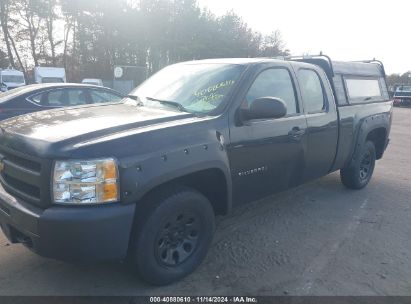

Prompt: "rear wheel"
[340,141,376,189]
[129,186,215,285]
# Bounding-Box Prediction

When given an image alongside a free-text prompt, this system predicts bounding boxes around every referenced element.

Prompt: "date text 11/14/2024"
[149,296,258,303]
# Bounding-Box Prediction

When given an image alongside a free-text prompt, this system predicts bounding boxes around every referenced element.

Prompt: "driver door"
[228,64,308,205]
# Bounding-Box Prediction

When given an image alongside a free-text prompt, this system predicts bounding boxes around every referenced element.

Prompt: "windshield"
[2,75,25,83]
[41,77,64,83]
[129,63,245,114]
[396,85,411,92]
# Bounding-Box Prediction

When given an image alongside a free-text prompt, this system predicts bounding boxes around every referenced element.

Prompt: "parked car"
[82,78,104,86]
[0,83,124,120]
[0,68,26,91]
[393,84,411,107]
[0,56,392,285]
[34,67,66,83]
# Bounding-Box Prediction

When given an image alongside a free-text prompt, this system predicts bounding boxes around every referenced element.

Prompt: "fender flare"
[120,157,233,214]
[349,113,389,165]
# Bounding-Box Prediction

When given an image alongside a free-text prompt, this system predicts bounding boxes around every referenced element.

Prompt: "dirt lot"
[0,107,410,296]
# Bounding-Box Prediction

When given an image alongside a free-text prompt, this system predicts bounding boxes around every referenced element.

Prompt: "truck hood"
[0,103,195,156]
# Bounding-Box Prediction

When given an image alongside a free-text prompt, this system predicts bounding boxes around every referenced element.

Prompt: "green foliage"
[386,72,411,88]
[0,49,10,69]
[1,0,289,81]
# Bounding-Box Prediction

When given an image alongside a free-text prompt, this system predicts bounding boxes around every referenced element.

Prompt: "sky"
[197,0,410,75]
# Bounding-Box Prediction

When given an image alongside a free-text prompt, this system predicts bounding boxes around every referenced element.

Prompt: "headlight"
[53,158,119,204]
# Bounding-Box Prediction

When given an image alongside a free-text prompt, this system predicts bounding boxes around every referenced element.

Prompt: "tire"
[129,186,215,285]
[340,141,376,189]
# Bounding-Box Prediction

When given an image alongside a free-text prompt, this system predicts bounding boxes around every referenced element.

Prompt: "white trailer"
[34,67,66,84]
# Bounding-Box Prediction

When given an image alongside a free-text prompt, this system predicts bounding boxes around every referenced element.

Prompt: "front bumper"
[0,184,135,262]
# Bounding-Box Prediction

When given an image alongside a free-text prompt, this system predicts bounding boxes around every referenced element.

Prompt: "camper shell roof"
[286,54,386,80]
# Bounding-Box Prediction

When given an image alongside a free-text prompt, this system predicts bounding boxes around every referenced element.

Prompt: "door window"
[29,89,88,107]
[47,90,66,106]
[298,69,326,114]
[89,90,122,103]
[245,68,298,115]
[66,89,88,105]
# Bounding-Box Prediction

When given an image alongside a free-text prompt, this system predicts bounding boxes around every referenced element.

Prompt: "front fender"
[118,141,232,211]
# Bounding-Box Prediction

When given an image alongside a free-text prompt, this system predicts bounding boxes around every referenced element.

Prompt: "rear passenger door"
[295,67,338,181]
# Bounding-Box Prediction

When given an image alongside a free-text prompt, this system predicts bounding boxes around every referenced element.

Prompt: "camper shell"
[286,55,389,106]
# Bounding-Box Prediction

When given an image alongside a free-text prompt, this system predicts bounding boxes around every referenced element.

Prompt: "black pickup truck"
[0,55,392,285]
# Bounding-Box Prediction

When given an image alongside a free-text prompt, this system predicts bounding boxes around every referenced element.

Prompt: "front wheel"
[340,141,376,189]
[129,186,215,285]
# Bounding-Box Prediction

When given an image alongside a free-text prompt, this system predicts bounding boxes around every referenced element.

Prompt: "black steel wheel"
[129,186,215,285]
[359,150,372,181]
[341,140,376,189]
[155,212,201,267]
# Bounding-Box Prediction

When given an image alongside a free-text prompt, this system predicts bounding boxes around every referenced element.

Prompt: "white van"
[34,67,66,84]
[0,69,26,91]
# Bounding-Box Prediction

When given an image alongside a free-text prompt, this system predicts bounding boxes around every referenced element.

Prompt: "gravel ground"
[0,107,410,296]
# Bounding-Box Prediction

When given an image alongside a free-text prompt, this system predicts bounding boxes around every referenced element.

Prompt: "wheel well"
[366,127,387,159]
[141,169,229,216]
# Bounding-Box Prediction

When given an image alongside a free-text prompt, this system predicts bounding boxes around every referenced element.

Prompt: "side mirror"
[243,97,287,121]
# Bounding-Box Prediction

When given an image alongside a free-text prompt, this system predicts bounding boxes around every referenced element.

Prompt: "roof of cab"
[175,58,385,77]
[178,58,283,65]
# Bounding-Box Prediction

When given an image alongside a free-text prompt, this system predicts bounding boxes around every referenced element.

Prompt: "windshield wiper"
[145,96,188,112]
[126,95,138,101]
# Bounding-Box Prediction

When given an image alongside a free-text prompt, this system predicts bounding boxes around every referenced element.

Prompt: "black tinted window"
[245,68,297,115]
[298,69,325,113]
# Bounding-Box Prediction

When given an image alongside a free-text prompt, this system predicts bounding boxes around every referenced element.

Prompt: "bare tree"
[14,0,46,66]
[44,0,60,65]
[260,30,289,57]
[4,0,290,81]
[0,0,15,68]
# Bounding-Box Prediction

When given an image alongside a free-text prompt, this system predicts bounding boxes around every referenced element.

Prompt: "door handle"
[288,127,305,139]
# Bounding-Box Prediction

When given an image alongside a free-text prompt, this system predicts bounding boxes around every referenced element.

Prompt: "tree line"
[0,0,289,82]
[386,72,411,89]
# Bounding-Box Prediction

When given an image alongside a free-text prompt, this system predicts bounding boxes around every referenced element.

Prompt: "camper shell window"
[343,76,384,104]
